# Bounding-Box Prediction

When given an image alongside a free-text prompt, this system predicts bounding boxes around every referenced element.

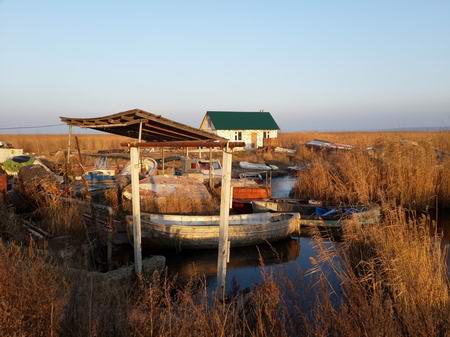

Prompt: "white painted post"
[130,146,142,274]
[217,144,232,294]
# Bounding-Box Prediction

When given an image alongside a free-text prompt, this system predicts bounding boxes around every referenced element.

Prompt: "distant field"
[278,130,450,151]
[0,134,132,154]
[2,131,449,154]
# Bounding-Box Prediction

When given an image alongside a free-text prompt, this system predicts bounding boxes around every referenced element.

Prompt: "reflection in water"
[163,238,300,280]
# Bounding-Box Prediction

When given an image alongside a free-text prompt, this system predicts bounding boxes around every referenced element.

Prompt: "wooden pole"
[199,147,202,159]
[209,147,213,189]
[138,122,143,142]
[67,125,72,166]
[161,147,166,175]
[130,146,142,275]
[217,143,232,294]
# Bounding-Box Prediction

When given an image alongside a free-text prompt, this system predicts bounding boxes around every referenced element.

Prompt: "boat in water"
[125,212,300,250]
[252,199,380,228]
[239,161,279,171]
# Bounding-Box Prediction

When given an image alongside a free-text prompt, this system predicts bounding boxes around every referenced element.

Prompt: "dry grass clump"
[309,208,450,337]
[36,194,86,236]
[129,273,292,337]
[0,242,70,337]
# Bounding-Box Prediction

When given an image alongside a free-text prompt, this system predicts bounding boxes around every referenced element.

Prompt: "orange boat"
[232,180,272,213]
[233,186,271,200]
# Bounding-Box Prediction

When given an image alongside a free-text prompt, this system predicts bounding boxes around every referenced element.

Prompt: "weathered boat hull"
[252,200,380,228]
[126,212,301,250]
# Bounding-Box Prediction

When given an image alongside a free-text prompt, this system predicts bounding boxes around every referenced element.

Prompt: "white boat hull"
[126,212,300,250]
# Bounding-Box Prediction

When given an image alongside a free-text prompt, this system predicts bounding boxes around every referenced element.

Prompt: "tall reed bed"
[308,209,450,336]
[293,136,450,209]
[1,207,449,336]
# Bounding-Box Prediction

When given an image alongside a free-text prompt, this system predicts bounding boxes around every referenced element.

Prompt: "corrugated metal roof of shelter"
[60,109,223,142]
[206,111,280,130]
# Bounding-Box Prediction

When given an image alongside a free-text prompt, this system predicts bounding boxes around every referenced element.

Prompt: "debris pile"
[17,165,62,198]
[123,175,218,214]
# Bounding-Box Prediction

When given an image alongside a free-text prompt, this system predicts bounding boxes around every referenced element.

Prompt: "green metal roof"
[206,111,280,130]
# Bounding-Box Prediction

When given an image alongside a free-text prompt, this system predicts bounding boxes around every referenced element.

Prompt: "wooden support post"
[162,148,165,175]
[217,144,232,294]
[209,147,213,189]
[130,146,142,275]
[67,125,72,166]
[199,147,202,159]
[186,147,189,158]
[138,122,143,142]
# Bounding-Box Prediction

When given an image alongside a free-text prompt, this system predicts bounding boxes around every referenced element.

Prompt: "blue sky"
[1,0,449,132]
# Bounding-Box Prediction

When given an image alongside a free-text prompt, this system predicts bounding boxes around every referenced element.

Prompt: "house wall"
[216,129,278,148]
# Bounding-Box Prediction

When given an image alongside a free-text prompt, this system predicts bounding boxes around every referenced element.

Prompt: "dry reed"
[307,208,450,337]
[294,136,450,209]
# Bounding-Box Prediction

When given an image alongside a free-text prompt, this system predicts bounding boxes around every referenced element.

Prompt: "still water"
[141,175,329,295]
[138,175,450,294]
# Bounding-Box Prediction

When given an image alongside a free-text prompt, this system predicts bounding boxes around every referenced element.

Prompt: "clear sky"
[1,0,449,132]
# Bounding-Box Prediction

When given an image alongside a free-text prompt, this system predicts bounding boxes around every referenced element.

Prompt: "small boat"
[239,161,278,171]
[252,199,380,228]
[125,212,301,250]
[231,182,272,213]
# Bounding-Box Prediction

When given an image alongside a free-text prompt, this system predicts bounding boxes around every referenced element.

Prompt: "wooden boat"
[125,212,301,250]
[231,176,272,213]
[252,199,380,228]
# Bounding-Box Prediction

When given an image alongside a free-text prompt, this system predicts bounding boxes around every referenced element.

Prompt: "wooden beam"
[140,126,186,141]
[122,140,245,149]
[217,144,232,295]
[130,147,142,275]
[141,121,201,140]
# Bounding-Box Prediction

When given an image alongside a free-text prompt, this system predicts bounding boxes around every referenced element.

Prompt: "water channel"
[129,175,450,296]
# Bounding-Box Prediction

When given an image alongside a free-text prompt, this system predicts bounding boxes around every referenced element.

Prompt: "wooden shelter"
[61,108,222,142]
[60,109,244,294]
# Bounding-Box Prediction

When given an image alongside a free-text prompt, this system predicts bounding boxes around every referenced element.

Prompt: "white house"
[199,111,280,148]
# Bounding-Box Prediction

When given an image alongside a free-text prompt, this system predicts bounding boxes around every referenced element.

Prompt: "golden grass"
[1,207,449,336]
[0,134,131,154]
[287,132,450,209]
[0,242,70,337]
[309,208,450,336]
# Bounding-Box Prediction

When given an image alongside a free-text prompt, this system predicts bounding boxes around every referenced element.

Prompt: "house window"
[263,131,270,139]
[234,131,242,141]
